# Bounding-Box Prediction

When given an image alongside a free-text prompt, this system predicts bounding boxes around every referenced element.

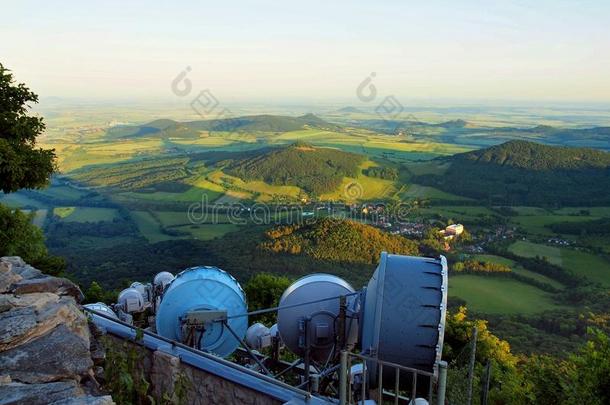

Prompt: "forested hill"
[416,140,610,206]
[260,218,420,264]
[459,140,610,170]
[106,113,341,139]
[225,142,365,194]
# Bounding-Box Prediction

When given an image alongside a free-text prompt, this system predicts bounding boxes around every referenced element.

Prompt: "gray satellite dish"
[360,252,448,382]
[277,274,358,362]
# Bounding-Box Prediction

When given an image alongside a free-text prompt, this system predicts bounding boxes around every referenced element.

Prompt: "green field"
[509,240,610,286]
[0,193,46,209]
[473,254,564,289]
[53,206,119,222]
[173,223,240,240]
[130,211,175,243]
[401,185,471,201]
[449,274,561,314]
[510,214,602,236]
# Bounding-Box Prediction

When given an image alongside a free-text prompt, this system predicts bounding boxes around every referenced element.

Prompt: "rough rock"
[0,261,21,293]
[0,293,89,352]
[0,324,93,383]
[0,256,114,404]
[10,276,84,302]
[50,395,115,405]
[0,381,83,405]
[1,257,43,280]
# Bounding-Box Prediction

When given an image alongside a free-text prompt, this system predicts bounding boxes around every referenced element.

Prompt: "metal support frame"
[437,360,448,405]
[223,320,272,376]
[338,351,443,405]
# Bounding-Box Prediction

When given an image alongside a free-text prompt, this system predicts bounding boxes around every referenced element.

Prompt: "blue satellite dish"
[155,266,248,358]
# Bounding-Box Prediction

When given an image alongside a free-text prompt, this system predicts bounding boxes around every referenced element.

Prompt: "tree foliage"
[0,63,56,193]
[260,218,419,264]
[244,272,292,325]
[0,204,64,275]
[226,143,365,194]
[417,140,610,206]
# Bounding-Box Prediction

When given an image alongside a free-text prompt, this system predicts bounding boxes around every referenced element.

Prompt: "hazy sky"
[3,0,610,104]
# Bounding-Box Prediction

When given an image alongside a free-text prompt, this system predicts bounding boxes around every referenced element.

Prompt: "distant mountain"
[105,114,342,139]
[224,142,365,194]
[434,119,469,129]
[416,140,610,206]
[336,106,362,113]
[260,218,419,265]
[348,118,610,149]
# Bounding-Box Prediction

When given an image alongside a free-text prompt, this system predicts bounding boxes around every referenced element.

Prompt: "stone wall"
[0,256,114,405]
[104,335,283,405]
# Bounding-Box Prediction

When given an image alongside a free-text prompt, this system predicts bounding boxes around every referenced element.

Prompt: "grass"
[320,161,399,201]
[36,186,88,200]
[473,254,564,289]
[0,192,47,209]
[449,274,561,314]
[508,240,610,286]
[207,170,301,201]
[130,211,175,243]
[401,185,471,201]
[53,207,119,222]
[173,223,240,240]
[119,184,223,204]
[510,215,602,236]
[508,241,563,265]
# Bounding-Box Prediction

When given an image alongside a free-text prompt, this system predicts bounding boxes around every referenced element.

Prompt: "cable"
[221,291,361,321]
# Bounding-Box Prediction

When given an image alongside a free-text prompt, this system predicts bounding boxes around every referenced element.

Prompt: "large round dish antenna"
[155,266,248,357]
[361,252,447,380]
[277,274,357,362]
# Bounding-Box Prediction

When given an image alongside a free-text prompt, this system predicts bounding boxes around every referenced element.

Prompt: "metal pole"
[361,358,367,403]
[437,361,448,405]
[466,326,478,405]
[411,371,417,402]
[378,364,384,404]
[394,367,400,405]
[223,321,272,376]
[480,359,492,405]
[339,351,348,405]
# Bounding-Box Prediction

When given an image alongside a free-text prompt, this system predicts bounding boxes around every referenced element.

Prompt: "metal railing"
[339,351,448,405]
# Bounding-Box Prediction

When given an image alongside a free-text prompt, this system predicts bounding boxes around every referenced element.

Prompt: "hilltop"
[260,218,420,264]
[225,142,365,194]
[460,140,610,170]
[416,140,610,205]
[105,113,342,139]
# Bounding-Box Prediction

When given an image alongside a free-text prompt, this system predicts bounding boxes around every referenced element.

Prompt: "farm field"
[130,211,175,243]
[173,223,241,240]
[400,185,471,201]
[508,240,610,286]
[0,193,47,209]
[473,254,564,289]
[509,214,602,236]
[449,274,561,314]
[52,207,119,222]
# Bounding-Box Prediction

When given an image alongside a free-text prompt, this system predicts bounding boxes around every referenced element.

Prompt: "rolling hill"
[224,142,365,194]
[260,217,420,264]
[416,140,610,206]
[105,113,342,139]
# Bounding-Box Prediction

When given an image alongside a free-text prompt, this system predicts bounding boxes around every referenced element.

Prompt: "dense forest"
[260,217,420,264]
[417,140,610,205]
[226,143,365,194]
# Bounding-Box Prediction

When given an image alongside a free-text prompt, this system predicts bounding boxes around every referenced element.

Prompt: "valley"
[2,105,610,356]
